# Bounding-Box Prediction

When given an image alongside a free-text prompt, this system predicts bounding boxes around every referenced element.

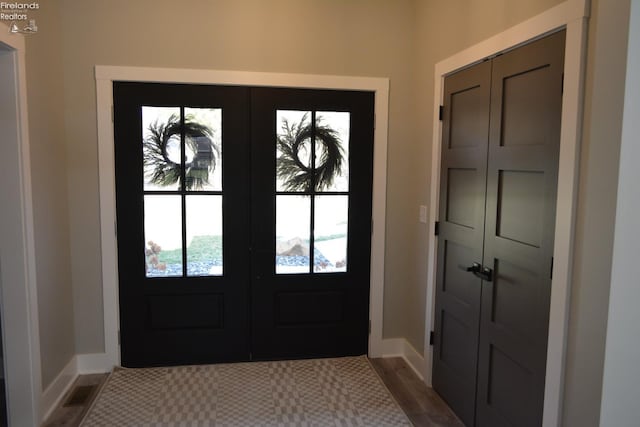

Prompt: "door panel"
[114,82,251,367]
[250,88,374,360]
[476,30,565,427]
[433,60,492,427]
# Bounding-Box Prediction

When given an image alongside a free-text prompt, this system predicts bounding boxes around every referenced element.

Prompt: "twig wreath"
[276,114,345,192]
[143,114,220,190]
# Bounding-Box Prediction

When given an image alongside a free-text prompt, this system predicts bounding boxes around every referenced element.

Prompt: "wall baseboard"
[73,349,423,377]
[76,352,112,374]
[41,356,78,422]
[41,352,114,422]
[381,338,427,381]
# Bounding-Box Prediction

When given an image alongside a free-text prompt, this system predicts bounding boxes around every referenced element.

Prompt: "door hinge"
[550,257,554,280]
[111,105,114,123]
[434,221,440,236]
[118,330,120,345]
[439,105,444,121]
[429,331,435,346]
[368,319,371,335]
[561,73,564,94]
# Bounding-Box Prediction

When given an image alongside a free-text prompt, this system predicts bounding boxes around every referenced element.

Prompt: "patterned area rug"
[80,356,411,426]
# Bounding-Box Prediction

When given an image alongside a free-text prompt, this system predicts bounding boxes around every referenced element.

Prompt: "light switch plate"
[419,205,428,223]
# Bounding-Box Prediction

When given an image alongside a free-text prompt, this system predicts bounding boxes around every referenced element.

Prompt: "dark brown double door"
[432,31,565,426]
[113,84,374,367]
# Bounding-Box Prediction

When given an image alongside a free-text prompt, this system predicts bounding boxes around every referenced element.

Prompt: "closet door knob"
[473,266,493,282]
[460,262,481,273]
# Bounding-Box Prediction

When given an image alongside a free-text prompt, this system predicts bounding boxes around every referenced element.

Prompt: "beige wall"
[24,3,76,389]
[24,1,633,421]
[51,0,570,359]
[599,1,640,423]
[55,0,417,353]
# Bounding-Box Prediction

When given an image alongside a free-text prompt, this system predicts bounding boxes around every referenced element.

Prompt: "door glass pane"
[184,108,222,191]
[186,195,223,276]
[315,112,350,192]
[276,195,311,274]
[142,106,182,191]
[314,196,348,273]
[144,195,183,277]
[276,110,312,192]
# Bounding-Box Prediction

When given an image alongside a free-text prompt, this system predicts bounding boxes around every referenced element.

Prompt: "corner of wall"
[381,337,427,381]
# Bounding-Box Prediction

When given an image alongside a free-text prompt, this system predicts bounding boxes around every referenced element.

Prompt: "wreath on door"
[143,114,220,190]
[276,114,345,192]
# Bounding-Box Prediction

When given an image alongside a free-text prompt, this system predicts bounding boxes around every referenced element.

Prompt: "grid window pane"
[144,195,183,277]
[142,107,182,191]
[186,195,223,276]
[315,112,350,192]
[274,110,350,276]
[314,196,348,273]
[184,108,222,191]
[276,195,311,274]
[276,110,312,192]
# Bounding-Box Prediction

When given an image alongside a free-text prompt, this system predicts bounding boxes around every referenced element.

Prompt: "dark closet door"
[433,30,565,427]
[432,60,492,427]
[250,88,374,360]
[475,31,565,427]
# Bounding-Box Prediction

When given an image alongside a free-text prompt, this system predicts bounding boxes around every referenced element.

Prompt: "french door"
[113,83,374,367]
[432,31,565,426]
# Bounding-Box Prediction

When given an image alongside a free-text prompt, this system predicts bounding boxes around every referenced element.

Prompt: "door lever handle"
[473,266,493,282]
[460,262,481,273]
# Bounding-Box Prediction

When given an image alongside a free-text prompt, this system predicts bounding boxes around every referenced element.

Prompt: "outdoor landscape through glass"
[142,106,223,278]
[275,110,350,274]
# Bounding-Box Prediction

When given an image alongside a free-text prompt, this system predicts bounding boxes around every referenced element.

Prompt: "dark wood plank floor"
[43,357,463,427]
[370,357,464,427]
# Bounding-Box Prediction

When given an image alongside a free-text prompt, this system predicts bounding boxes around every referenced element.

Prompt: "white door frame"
[0,25,42,426]
[94,67,389,369]
[424,1,589,426]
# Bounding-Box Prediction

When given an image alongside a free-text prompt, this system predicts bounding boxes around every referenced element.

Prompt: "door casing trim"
[94,67,389,369]
[425,1,589,426]
[0,24,42,425]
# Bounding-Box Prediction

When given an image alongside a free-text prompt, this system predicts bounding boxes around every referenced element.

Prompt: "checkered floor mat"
[80,356,411,426]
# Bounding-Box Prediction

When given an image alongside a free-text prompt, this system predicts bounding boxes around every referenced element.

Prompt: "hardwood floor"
[43,357,463,427]
[370,357,464,427]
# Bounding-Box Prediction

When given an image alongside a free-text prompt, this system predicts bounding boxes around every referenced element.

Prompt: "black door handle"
[473,266,493,282]
[460,262,481,273]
